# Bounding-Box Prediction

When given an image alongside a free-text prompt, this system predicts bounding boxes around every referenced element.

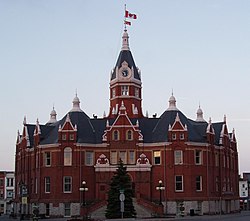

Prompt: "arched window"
[127,130,133,140]
[113,130,119,141]
[64,147,72,166]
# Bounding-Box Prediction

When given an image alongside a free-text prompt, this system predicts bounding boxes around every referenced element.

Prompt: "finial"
[23,116,27,125]
[223,114,226,123]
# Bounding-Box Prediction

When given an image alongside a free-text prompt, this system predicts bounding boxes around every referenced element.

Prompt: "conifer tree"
[105,159,136,219]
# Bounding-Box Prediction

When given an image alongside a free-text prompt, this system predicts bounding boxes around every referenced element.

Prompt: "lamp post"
[156,180,165,205]
[79,181,88,220]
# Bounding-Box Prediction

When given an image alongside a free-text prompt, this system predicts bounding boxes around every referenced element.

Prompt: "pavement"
[0,211,250,221]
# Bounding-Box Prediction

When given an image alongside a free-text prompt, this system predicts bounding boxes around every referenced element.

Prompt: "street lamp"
[156,180,165,205]
[79,181,88,220]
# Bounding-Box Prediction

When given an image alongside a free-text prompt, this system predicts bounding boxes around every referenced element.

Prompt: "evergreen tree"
[105,159,136,219]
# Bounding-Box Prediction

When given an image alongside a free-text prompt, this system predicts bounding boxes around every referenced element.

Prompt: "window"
[153,151,161,165]
[180,133,184,140]
[64,203,71,217]
[69,134,74,141]
[46,204,50,217]
[0,179,3,187]
[128,151,135,164]
[196,176,202,191]
[135,88,139,98]
[0,190,3,199]
[63,176,72,193]
[175,175,183,191]
[174,150,183,165]
[215,153,219,167]
[112,88,116,98]
[85,151,94,166]
[195,150,202,165]
[172,133,176,140]
[35,178,38,194]
[119,151,127,164]
[45,177,50,193]
[110,151,117,164]
[36,153,39,168]
[113,130,119,140]
[127,130,133,140]
[64,147,72,166]
[45,152,51,167]
[7,178,14,187]
[215,177,219,192]
[121,85,129,96]
[6,190,13,198]
[62,134,67,140]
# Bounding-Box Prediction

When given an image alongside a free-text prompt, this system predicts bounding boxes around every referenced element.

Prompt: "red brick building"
[15,29,239,217]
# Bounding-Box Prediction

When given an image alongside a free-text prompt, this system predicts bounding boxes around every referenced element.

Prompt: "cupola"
[196,105,206,122]
[47,106,57,124]
[167,92,178,111]
[70,93,83,112]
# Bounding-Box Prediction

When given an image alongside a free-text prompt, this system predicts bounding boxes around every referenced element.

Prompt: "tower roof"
[111,29,140,81]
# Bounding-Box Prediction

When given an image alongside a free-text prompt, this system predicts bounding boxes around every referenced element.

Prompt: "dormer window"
[172,133,176,140]
[69,134,74,141]
[113,130,119,141]
[180,133,184,140]
[62,134,67,141]
[121,86,129,96]
[127,130,133,140]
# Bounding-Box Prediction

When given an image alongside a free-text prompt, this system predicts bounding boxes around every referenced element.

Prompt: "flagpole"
[124,4,127,30]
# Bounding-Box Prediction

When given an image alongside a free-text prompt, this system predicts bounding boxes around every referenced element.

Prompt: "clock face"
[122,69,128,77]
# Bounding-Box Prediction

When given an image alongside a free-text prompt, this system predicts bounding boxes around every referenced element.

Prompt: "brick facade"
[14,30,239,217]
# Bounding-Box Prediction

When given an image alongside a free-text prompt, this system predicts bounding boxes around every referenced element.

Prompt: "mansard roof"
[22,109,227,147]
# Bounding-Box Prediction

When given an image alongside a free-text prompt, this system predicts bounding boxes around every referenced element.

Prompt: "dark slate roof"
[150,110,208,143]
[212,122,224,145]
[24,110,225,146]
[111,50,140,81]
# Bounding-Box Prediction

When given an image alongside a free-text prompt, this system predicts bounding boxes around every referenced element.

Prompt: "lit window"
[121,85,129,96]
[63,176,72,193]
[127,130,133,140]
[119,151,127,164]
[128,151,135,164]
[153,151,161,165]
[45,177,50,193]
[113,130,119,140]
[196,176,202,191]
[175,175,183,192]
[64,147,72,166]
[174,150,183,165]
[85,151,94,166]
[45,152,51,167]
[110,151,117,164]
[195,150,202,165]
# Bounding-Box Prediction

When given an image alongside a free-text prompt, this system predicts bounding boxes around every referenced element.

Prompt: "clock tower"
[108,29,143,118]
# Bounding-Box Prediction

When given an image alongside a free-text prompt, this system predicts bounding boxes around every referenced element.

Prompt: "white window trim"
[175,175,184,192]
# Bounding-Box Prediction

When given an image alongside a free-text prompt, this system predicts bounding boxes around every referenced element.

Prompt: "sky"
[0,0,249,174]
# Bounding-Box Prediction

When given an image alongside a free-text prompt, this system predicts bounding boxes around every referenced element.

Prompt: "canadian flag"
[125,10,137,19]
[124,20,131,26]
